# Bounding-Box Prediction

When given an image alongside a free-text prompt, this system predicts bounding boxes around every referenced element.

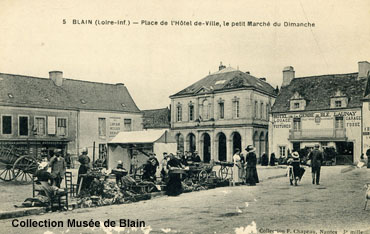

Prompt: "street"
[1,166,370,234]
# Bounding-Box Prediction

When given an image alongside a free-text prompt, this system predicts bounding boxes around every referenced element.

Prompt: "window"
[2,116,12,134]
[266,104,269,120]
[189,105,194,121]
[233,100,240,118]
[219,102,224,119]
[293,118,301,130]
[279,146,286,157]
[254,101,258,118]
[35,117,46,135]
[260,103,264,119]
[335,116,344,129]
[294,103,300,109]
[57,118,67,136]
[124,119,132,131]
[19,116,29,136]
[176,104,182,122]
[98,118,106,136]
[202,99,210,119]
[335,101,342,108]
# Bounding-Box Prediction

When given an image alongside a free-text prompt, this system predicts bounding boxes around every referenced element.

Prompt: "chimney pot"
[219,62,226,71]
[358,61,370,79]
[49,71,63,86]
[282,66,295,87]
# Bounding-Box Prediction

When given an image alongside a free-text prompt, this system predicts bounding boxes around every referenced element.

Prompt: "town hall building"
[170,63,277,162]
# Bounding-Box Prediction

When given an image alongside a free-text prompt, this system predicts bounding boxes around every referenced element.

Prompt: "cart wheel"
[0,165,18,181]
[198,170,208,183]
[218,167,229,179]
[13,156,38,183]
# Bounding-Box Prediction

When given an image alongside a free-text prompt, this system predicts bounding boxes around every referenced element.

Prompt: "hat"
[38,161,49,170]
[314,144,320,149]
[292,152,299,158]
[82,147,88,153]
[117,160,123,165]
[163,152,168,155]
[245,145,256,152]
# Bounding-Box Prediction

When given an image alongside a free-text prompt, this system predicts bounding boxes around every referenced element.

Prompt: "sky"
[0,0,369,110]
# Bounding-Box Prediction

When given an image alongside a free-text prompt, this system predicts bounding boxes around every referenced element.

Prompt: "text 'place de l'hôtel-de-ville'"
[0,61,370,164]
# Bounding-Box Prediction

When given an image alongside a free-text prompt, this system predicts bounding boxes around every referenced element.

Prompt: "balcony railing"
[289,128,347,141]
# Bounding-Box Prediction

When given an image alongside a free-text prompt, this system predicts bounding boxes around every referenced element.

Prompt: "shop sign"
[109,117,121,138]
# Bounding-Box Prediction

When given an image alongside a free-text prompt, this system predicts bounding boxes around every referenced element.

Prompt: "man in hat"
[160,152,169,182]
[49,149,66,188]
[245,145,259,186]
[308,144,324,185]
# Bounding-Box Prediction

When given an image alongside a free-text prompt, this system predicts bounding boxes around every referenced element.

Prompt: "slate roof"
[271,73,369,113]
[170,67,276,98]
[0,73,141,113]
[142,107,170,129]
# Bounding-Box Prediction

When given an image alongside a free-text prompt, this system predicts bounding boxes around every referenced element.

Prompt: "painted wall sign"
[109,117,121,138]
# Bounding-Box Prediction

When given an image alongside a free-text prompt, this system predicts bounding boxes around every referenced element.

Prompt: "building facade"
[0,71,142,161]
[269,61,370,164]
[170,64,276,162]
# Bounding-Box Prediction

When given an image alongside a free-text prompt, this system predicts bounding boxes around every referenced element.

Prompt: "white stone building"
[170,63,277,162]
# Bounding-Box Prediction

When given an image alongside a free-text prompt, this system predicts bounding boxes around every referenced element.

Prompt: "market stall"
[107,130,177,177]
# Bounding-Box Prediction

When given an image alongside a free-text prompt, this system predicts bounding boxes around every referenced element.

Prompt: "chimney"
[219,62,226,71]
[49,71,63,86]
[358,61,370,79]
[259,77,266,82]
[282,66,295,87]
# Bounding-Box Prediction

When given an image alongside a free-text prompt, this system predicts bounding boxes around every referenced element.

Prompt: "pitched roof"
[142,107,170,129]
[170,67,276,97]
[0,73,141,113]
[271,73,368,113]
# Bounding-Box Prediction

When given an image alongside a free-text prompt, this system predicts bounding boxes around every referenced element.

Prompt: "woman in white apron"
[232,149,242,186]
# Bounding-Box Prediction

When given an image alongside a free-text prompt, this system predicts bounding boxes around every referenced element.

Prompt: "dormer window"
[330,90,348,109]
[289,92,306,111]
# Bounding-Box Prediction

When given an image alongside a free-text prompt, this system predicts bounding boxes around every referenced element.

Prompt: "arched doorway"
[202,133,211,163]
[218,132,227,161]
[232,132,242,154]
[176,133,184,153]
[187,133,196,153]
[259,132,265,158]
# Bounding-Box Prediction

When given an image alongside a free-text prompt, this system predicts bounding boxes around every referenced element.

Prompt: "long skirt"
[166,173,182,196]
[245,167,259,185]
[232,166,242,183]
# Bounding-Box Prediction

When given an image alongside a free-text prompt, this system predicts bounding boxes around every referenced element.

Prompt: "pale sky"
[1,0,369,110]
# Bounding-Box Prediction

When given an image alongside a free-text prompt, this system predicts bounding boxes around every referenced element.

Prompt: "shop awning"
[109,129,175,144]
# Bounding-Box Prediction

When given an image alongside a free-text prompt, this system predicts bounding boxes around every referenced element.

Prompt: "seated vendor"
[166,153,184,196]
[115,160,127,186]
[34,162,58,202]
[142,157,158,182]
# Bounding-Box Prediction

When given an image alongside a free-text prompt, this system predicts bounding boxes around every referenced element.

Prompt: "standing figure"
[245,145,259,186]
[160,152,169,182]
[270,153,276,166]
[166,153,184,196]
[232,149,242,185]
[261,152,269,166]
[308,144,324,185]
[49,149,66,188]
[287,152,302,186]
[77,147,91,191]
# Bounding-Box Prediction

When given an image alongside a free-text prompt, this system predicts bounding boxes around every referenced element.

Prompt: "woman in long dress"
[232,149,242,185]
[245,145,259,186]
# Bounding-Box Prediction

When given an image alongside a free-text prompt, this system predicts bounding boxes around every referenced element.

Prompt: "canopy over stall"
[107,130,177,175]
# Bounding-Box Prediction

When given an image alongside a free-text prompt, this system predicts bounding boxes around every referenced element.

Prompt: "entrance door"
[203,133,211,163]
[218,133,227,161]
[293,142,300,152]
[232,132,242,154]
[335,142,354,165]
